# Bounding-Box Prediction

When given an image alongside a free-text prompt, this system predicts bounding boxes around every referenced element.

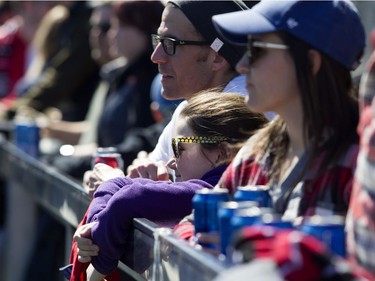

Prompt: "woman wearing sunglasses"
[175,0,366,249]
[212,0,365,222]
[70,91,267,281]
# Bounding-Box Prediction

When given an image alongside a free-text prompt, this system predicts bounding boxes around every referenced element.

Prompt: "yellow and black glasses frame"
[171,136,229,159]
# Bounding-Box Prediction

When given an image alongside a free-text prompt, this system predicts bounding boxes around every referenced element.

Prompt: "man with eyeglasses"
[73,0,259,274]
[84,0,256,190]
[125,0,260,181]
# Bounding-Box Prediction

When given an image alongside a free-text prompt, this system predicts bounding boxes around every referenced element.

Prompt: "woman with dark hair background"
[50,0,165,180]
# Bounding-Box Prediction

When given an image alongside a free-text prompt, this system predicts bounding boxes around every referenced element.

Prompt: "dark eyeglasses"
[171,136,229,159]
[247,37,288,65]
[151,34,209,56]
[93,22,111,33]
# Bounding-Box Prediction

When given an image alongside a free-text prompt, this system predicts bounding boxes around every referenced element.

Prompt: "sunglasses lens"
[253,46,265,61]
[247,40,265,65]
[172,139,179,158]
[98,22,111,33]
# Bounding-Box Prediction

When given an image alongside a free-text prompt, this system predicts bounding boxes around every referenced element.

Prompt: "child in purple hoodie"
[71,91,268,281]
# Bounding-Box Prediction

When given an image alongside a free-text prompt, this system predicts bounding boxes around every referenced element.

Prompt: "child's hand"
[73,222,100,263]
[83,163,125,198]
[127,159,169,181]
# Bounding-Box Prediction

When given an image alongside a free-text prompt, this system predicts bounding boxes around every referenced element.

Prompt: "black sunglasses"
[93,22,111,33]
[151,34,209,56]
[171,136,230,159]
[247,37,289,65]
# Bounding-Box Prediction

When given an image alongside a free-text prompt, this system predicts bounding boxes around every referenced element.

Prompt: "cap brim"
[212,9,277,46]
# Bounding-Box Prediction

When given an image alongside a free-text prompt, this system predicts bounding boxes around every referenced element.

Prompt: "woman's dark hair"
[113,0,164,46]
[253,32,359,182]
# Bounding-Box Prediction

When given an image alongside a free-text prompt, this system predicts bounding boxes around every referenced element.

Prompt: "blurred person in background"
[0,1,56,277]
[89,1,115,66]
[8,2,99,280]
[49,0,164,181]
[6,1,100,122]
[82,74,182,197]
[0,0,13,26]
[0,1,56,112]
[41,0,118,147]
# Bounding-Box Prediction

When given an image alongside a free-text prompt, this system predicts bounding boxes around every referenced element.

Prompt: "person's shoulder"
[171,100,188,117]
[0,17,20,40]
[101,57,127,79]
[223,74,247,96]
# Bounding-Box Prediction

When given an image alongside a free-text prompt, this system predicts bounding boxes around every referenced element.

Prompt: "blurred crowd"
[0,0,181,180]
[0,1,375,281]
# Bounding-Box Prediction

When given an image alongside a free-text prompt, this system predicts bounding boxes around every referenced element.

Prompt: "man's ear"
[308,49,322,76]
[210,51,229,72]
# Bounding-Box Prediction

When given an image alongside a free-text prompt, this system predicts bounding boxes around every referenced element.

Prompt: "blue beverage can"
[13,118,40,158]
[255,213,294,229]
[192,188,229,250]
[192,188,210,233]
[299,215,346,257]
[206,188,230,232]
[192,188,230,233]
[234,185,272,207]
[218,201,258,255]
[230,207,273,232]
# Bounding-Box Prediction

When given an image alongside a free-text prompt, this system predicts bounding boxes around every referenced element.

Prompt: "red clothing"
[227,226,374,281]
[68,203,121,281]
[346,42,375,278]
[0,17,26,108]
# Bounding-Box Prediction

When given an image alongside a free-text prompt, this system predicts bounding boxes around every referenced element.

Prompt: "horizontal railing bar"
[0,139,90,226]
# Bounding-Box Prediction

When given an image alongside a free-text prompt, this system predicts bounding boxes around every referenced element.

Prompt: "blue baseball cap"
[212,0,365,70]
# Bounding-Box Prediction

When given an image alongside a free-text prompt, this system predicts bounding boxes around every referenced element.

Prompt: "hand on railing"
[73,222,99,263]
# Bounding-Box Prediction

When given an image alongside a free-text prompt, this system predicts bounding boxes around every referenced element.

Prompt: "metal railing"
[0,137,227,281]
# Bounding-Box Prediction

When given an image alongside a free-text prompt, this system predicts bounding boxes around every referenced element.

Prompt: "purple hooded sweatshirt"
[87,164,227,275]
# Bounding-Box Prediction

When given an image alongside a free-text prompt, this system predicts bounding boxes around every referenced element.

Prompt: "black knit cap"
[168,1,257,68]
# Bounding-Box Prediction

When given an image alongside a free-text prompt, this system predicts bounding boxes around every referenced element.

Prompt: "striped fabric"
[346,48,375,278]
[218,140,358,220]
